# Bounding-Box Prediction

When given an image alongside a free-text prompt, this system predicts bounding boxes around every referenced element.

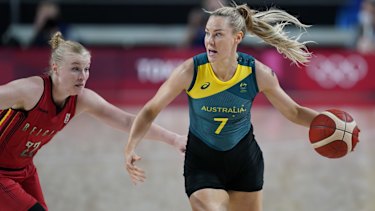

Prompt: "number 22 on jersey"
[20,141,41,157]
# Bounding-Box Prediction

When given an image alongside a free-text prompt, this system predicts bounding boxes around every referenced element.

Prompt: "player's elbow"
[288,105,313,127]
[283,105,303,125]
[142,103,160,122]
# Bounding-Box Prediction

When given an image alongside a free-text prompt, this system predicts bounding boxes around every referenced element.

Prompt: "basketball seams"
[310,126,355,134]
[311,129,346,148]
[343,132,353,153]
[316,111,354,153]
[321,111,347,129]
[309,110,359,158]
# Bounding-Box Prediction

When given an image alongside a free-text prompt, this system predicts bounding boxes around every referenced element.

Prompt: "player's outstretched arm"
[75,87,186,153]
[125,59,194,184]
[255,60,318,127]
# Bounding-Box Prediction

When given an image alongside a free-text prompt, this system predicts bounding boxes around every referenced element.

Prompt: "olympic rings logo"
[306,54,368,89]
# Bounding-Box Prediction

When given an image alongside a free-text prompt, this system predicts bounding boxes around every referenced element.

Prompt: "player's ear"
[52,63,58,73]
[234,31,244,44]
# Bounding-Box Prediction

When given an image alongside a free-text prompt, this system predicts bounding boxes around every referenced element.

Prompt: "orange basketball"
[309,109,360,158]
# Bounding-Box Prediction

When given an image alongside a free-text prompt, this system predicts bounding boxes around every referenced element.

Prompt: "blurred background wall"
[0,0,360,47]
[1,0,374,106]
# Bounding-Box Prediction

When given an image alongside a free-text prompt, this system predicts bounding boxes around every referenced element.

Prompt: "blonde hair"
[48,31,90,73]
[206,3,312,65]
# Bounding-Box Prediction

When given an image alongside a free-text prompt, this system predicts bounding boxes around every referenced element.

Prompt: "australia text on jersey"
[201,105,247,114]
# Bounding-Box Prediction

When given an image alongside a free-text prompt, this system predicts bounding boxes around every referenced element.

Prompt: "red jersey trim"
[0,110,26,152]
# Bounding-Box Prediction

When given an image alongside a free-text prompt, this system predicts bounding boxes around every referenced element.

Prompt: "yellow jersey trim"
[187,63,252,99]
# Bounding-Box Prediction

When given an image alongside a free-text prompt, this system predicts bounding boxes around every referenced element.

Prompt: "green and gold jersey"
[186,52,258,151]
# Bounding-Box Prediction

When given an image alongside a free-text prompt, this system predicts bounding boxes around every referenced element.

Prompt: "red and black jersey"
[0,75,77,169]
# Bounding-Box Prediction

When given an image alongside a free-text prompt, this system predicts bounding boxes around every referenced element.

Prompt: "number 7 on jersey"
[214,118,228,134]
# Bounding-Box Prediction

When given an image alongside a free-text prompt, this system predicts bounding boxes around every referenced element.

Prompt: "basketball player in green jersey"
[125,2,319,211]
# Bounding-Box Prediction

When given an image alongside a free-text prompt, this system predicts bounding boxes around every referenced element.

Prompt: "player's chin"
[207,54,218,63]
[73,85,85,94]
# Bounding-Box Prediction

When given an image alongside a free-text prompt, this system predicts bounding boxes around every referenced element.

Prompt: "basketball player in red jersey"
[0,32,186,211]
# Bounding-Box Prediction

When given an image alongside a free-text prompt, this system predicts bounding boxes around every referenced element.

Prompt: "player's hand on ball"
[125,150,145,185]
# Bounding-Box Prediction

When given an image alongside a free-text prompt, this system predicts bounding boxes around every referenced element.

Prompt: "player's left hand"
[173,134,187,156]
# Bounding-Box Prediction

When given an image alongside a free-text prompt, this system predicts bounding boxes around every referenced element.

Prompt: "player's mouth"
[208,49,218,56]
[75,83,84,88]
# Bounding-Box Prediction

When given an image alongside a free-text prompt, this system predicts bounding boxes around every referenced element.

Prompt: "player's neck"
[211,58,238,82]
[51,84,69,109]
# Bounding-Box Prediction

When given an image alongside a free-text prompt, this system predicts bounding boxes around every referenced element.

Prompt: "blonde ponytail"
[250,7,312,65]
[49,31,64,50]
[208,3,312,66]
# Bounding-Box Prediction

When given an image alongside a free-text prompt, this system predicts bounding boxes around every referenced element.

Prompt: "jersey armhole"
[187,56,198,92]
[249,57,259,93]
[70,95,78,117]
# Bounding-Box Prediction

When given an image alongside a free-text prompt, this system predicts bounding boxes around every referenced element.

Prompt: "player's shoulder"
[26,76,44,86]
[173,57,194,76]
[193,52,208,66]
[254,59,280,93]
[9,76,44,94]
[237,52,256,66]
[76,88,101,106]
[76,87,112,115]
[254,59,269,70]
[5,76,44,110]
[77,88,97,102]
[237,51,253,59]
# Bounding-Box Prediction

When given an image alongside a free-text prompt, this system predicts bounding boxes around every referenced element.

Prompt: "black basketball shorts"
[183,130,264,197]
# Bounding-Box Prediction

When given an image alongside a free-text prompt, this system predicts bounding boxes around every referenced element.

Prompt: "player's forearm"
[125,113,153,153]
[294,106,319,127]
[144,123,177,146]
[126,106,165,151]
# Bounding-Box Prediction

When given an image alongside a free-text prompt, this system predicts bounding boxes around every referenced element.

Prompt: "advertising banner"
[1,47,373,106]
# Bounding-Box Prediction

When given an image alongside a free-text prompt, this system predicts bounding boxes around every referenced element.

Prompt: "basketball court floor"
[34,106,375,211]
